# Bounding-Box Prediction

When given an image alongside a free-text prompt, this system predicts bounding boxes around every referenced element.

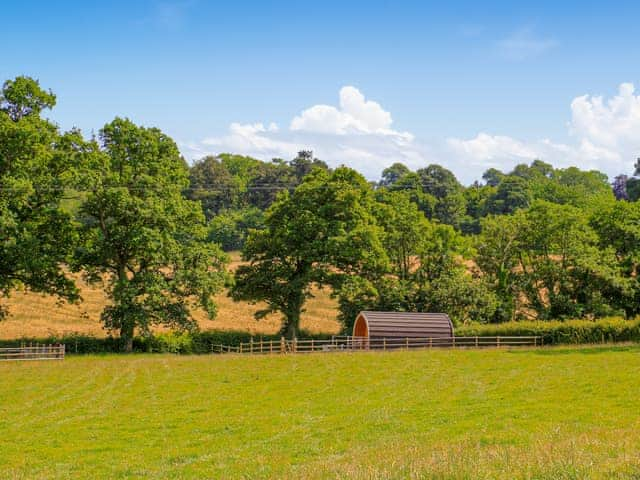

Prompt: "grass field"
[2,346,640,479]
[0,253,341,340]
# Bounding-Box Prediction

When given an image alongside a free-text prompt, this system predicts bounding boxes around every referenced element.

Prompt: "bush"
[0,330,332,354]
[457,317,640,345]
[3,318,638,354]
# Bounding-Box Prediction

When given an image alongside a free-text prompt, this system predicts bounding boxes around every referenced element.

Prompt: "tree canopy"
[0,76,81,319]
[232,167,387,338]
[74,118,228,350]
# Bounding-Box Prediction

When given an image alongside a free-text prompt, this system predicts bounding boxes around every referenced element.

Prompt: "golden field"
[0,253,341,340]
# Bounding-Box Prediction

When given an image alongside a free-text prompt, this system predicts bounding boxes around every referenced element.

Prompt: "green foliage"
[337,193,496,330]
[485,176,531,214]
[626,177,640,201]
[0,76,81,319]
[208,207,264,251]
[187,155,242,218]
[0,330,332,354]
[477,201,629,322]
[380,162,410,187]
[458,317,640,345]
[74,118,228,350]
[0,76,56,121]
[233,167,387,338]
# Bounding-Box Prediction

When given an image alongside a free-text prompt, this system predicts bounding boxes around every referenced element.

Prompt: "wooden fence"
[0,344,65,361]
[215,335,541,355]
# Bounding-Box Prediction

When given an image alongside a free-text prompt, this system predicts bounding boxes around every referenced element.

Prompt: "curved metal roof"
[354,311,454,338]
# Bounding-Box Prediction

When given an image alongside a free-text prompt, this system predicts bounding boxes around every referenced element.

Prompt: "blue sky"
[3,1,640,182]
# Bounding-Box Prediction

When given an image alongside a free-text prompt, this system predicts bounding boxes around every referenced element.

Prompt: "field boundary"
[215,335,541,354]
[0,344,66,361]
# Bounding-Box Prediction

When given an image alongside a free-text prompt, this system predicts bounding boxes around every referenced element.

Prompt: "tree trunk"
[120,324,134,353]
[116,264,134,352]
[283,318,298,340]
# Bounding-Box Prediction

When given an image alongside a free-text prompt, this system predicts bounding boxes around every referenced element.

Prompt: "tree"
[389,172,437,217]
[208,207,264,251]
[246,159,296,210]
[482,168,504,187]
[416,164,462,199]
[627,177,640,202]
[612,174,629,200]
[380,162,411,187]
[290,150,329,182]
[187,155,240,219]
[337,196,497,328]
[486,176,531,215]
[590,199,640,317]
[1,76,56,121]
[434,192,467,227]
[476,215,523,322]
[232,167,388,338]
[75,118,228,351]
[0,76,81,319]
[374,190,429,280]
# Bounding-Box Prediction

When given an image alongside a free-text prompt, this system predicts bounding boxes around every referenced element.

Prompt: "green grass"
[1,347,640,479]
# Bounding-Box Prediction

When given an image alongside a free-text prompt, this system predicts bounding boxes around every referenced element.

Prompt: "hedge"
[457,317,640,345]
[0,330,333,355]
[2,317,639,354]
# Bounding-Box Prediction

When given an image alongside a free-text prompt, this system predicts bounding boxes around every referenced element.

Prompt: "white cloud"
[498,27,557,61]
[183,82,640,184]
[569,83,640,151]
[447,82,640,178]
[184,86,423,178]
[290,86,413,140]
[447,134,537,167]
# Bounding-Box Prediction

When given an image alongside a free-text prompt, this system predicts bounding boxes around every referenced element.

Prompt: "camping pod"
[353,311,454,339]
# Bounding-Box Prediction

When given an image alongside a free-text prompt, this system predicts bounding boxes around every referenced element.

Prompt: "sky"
[3,0,640,183]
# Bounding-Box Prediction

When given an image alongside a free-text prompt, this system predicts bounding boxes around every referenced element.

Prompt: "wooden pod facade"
[353,311,454,338]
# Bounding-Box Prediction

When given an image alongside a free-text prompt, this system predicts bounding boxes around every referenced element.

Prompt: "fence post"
[453,336,456,349]
[311,338,314,352]
[497,336,501,348]
[280,336,285,354]
[293,337,297,353]
[475,336,478,348]
[250,338,254,354]
[406,337,409,350]
[383,337,386,351]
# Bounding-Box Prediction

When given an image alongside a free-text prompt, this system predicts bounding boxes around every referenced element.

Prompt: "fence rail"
[0,344,65,361]
[214,336,541,355]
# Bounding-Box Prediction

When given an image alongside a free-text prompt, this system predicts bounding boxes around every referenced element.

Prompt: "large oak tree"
[75,118,228,351]
[232,167,387,338]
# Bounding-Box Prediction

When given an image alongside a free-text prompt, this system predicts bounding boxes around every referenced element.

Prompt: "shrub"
[0,330,332,354]
[457,317,640,345]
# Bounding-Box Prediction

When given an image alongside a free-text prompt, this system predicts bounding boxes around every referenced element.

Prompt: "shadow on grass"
[508,344,640,356]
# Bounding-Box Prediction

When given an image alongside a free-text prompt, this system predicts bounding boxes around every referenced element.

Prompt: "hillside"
[0,252,341,340]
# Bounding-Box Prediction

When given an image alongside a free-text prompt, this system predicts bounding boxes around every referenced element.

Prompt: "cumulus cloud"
[183,83,640,184]
[447,82,640,178]
[183,86,423,178]
[290,86,413,140]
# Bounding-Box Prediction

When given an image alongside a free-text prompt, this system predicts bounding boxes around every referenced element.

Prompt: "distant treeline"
[2,76,640,350]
